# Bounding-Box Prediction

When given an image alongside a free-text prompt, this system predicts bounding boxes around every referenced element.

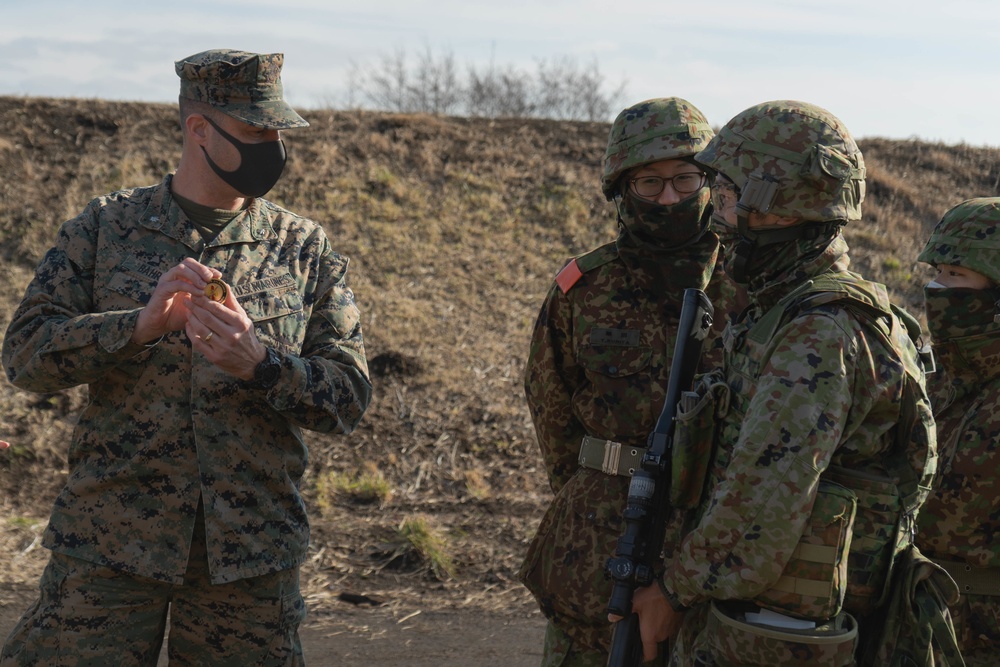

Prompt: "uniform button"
[586,512,596,521]
[607,366,618,374]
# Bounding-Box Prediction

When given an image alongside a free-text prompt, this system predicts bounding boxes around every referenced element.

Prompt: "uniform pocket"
[575,342,651,379]
[754,480,857,621]
[240,286,305,354]
[0,555,71,660]
[102,255,161,309]
[575,341,654,436]
[519,469,628,652]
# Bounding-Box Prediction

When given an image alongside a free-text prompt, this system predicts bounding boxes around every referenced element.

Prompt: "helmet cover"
[918,197,1000,284]
[601,97,713,200]
[695,100,865,222]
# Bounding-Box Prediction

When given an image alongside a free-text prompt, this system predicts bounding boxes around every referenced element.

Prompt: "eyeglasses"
[710,179,741,213]
[629,172,707,198]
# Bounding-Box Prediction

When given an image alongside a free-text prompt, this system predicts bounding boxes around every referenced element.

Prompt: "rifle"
[604,287,715,667]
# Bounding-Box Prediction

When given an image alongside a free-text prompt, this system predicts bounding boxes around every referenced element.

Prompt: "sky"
[3,0,999,147]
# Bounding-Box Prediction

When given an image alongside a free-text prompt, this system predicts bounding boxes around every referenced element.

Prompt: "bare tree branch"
[346,47,627,121]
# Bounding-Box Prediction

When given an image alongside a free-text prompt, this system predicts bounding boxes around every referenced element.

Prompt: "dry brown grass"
[2,97,999,617]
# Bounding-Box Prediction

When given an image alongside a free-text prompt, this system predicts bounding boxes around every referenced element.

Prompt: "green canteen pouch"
[754,480,857,621]
[670,371,729,509]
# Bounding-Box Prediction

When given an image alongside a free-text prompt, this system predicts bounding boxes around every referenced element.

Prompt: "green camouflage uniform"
[518,98,746,665]
[0,50,369,666]
[2,174,369,582]
[519,234,741,652]
[917,198,1000,666]
[661,101,937,666]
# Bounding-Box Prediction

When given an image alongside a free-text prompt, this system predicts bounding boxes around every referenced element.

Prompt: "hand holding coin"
[204,278,229,303]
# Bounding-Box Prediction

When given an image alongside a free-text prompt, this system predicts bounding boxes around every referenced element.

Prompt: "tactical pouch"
[855,545,963,667]
[698,601,858,667]
[754,480,857,621]
[824,466,903,617]
[670,371,729,510]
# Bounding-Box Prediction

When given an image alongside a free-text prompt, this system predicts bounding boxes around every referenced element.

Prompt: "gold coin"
[204,279,228,303]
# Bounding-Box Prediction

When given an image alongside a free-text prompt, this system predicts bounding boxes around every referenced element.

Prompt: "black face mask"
[202,116,287,198]
[617,188,711,249]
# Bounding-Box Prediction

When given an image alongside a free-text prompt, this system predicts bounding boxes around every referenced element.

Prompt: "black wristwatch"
[251,346,282,390]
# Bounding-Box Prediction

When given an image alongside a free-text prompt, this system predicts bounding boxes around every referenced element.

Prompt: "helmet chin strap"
[728,176,842,283]
[729,207,756,284]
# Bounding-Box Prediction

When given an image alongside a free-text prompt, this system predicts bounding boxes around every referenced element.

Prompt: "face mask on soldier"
[202,116,287,198]
[617,187,711,249]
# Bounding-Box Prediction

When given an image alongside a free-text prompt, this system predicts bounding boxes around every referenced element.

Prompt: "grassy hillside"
[1,96,998,616]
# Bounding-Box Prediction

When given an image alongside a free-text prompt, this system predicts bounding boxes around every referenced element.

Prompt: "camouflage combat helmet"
[918,197,1000,284]
[601,98,714,201]
[695,100,866,222]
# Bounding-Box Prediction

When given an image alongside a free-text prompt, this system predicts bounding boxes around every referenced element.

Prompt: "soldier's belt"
[934,558,1000,597]
[578,436,645,476]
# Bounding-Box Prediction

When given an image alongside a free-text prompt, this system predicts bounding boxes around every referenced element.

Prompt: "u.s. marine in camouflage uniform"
[517,98,745,666]
[622,101,937,666]
[0,50,371,666]
[917,198,1000,666]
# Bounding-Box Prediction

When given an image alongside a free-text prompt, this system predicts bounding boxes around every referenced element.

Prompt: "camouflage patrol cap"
[601,97,714,200]
[918,197,1000,284]
[695,100,866,222]
[175,49,309,129]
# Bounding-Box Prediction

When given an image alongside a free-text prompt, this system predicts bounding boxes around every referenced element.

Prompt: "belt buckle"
[602,440,622,475]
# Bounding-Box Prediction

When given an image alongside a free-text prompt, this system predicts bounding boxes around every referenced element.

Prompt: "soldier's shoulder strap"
[555,243,619,294]
[792,274,936,532]
[747,272,894,345]
[786,273,927,359]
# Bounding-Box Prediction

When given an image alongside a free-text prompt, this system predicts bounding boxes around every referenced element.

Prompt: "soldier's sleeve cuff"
[658,578,689,613]
[99,309,159,354]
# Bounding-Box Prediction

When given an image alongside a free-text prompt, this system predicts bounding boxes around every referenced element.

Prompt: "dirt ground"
[286,608,545,666]
[0,582,546,666]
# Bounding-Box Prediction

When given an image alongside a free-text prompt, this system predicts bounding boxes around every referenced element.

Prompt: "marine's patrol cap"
[175,49,309,129]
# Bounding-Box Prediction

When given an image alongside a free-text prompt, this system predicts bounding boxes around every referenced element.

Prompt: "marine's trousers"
[0,514,305,666]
